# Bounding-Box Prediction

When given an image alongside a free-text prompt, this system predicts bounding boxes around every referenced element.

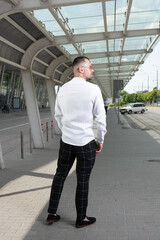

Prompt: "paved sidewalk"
[1,108,160,240]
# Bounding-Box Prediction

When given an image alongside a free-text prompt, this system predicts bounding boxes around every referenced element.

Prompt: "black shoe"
[75,216,96,228]
[46,214,61,225]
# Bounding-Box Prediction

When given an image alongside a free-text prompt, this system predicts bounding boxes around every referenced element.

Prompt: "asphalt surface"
[0,107,160,240]
[0,110,52,160]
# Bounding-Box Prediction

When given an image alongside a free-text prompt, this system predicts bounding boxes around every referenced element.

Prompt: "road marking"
[0,117,51,132]
[0,116,27,122]
[0,123,29,131]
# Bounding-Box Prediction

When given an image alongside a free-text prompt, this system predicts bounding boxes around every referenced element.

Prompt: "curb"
[116,110,131,129]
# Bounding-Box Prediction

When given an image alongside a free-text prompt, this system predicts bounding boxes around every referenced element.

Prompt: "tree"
[120,90,128,96]
[147,90,157,104]
[136,92,143,102]
[142,92,148,102]
[157,90,160,98]
[119,89,160,105]
[122,93,129,103]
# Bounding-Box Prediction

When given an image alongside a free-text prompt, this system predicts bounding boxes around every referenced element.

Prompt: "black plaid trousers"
[48,139,97,220]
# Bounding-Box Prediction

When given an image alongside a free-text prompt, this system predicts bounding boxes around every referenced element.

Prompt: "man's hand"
[96,142,103,154]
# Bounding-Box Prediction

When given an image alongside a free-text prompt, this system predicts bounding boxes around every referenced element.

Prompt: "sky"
[124,40,160,93]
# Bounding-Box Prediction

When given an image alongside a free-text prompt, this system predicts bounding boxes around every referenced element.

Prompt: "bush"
[109,104,115,107]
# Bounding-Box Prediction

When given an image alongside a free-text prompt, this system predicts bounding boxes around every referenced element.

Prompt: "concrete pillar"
[6,70,13,104]
[60,67,72,84]
[20,39,53,148]
[45,56,68,135]
[45,78,61,134]
[0,144,5,170]
[21,37,61,148]
[36,80,41,99]
[21,70,45,148]
[0,65,5,93]
[7,70,16,105]
[0,64,2,74]
[41,83,46,103]
[39,88,43,105]
[21,93,25,110]
[16,74,21,97]
[20,38,71,143]
[42,85,47,107]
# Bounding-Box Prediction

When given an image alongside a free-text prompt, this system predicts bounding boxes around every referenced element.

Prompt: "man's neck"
[74,73,86,80]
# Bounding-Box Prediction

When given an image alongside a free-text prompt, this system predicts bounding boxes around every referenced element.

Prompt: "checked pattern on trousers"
[48,139,97,220]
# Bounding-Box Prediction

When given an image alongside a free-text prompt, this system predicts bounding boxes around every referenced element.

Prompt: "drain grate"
[147,160,160,162]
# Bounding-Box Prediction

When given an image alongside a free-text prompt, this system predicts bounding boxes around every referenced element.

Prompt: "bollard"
[51,120,53,139]
[41,123,44,133]
[21,131,24,159]
[0,144,5,169]
[29,128,32,154]
[46,122,48,142]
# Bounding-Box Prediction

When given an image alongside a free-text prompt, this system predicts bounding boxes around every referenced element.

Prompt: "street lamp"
[147,73,149,92]
[140,71,149,92]
[153,65,159,106]
[143,72,150,92]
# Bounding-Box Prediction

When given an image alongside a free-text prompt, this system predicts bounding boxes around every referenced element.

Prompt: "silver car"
[120,103,147,114]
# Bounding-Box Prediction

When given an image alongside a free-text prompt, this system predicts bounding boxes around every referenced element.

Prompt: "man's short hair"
[72,56,89,68]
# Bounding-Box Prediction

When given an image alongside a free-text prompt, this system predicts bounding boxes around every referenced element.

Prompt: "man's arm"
[55,96,63,130]
[93,86,107,152]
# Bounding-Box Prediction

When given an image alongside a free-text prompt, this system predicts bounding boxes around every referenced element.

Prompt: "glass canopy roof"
[33,0,160,98]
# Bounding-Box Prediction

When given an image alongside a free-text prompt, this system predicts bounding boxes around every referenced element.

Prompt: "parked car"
[120,103,147,114]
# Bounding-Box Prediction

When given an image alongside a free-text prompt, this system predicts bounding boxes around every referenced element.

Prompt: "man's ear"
[79,66,84,73]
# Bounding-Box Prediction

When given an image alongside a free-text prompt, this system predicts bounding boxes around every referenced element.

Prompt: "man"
[104,100,108,114]
[47,56,107,228]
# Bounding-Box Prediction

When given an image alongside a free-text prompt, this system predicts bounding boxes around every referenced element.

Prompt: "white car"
[120,103,147,114]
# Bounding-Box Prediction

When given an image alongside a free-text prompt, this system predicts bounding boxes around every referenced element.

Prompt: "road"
[0,110,53,158]
[1,107,160,159]
[122,107,160,145]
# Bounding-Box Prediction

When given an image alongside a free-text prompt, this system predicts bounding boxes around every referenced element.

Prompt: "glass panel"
[128,11,160,30]
[107,13,125,32]
[91,58,108,64]
[119,66,134,70]
[131,0,160,12]
[106,0,126,32]
[124,36,153,51]
[33,9,65,36]
[93,67,109,71]
[82,41,106,53]
[116,13,125,31]
[61,44,78,54]
[105,1,114,15]
[118,72,130,76]
[116,0,127,13]
[121,55,139,62]
[109,57,119,63]
[32,1,160,96]
[108,39,122,51]
[60,3,104,34]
